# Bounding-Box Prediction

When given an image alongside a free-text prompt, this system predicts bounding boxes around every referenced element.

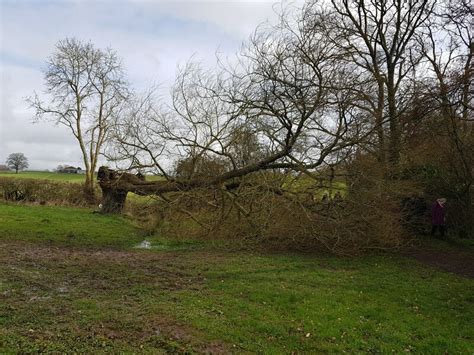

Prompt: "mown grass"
[0,202,473,353]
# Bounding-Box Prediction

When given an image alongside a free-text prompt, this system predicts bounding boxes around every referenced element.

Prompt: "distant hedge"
[0,177,98,207]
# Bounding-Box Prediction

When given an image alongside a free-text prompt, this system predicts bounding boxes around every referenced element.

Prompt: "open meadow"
[1,202,473,353]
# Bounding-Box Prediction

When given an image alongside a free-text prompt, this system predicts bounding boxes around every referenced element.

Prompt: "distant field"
[0,171,85,182]
[0,171,164,183]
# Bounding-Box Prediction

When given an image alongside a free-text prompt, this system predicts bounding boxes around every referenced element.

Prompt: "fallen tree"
[99,5,363,213]
[98,149,308,213]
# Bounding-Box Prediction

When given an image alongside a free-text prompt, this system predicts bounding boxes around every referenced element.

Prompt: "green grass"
[0,171,86,182]
[283,174,347,199]
[0,202,473,353]
[0,203,142,248]
[170,255,473,353]
[0,171,164,183]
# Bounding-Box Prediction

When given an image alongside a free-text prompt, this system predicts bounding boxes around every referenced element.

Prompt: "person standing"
[431,198,447,238]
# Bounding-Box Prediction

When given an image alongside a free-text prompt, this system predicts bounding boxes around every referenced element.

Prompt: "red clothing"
[431,201,446,225]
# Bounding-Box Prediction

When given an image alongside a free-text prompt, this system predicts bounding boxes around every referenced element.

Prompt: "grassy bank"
[0,203,473,353]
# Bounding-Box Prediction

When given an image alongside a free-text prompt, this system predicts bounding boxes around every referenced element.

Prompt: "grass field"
[0,171,164,183]
[0,171,86,182]
[0,202,473,353]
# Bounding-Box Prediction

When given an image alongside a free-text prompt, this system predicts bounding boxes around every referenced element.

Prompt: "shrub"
[0,177,97,207]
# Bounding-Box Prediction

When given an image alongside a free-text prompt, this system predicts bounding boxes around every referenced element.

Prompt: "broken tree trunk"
[100,185,129,214]
[98,166,172,213]
[97,166,214,213]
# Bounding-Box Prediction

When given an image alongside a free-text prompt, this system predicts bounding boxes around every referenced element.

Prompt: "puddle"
[134,240,152,249]
[133,239,202,251]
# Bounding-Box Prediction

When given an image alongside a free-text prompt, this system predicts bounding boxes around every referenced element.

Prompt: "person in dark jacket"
[431,198,447,237]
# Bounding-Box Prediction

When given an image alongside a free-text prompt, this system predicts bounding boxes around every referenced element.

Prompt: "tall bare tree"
[314,0,435,172]
[29,38,129,197]
[101,6,364,213]
[412,0,473,235]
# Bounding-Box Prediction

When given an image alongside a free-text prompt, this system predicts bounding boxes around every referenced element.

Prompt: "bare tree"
[95,1,471,248]
[314,0,436,172]
[226,125,264,169]
[101,5,364,213]
[421,0,473,124]
[6,153,28,174]
[416,0,473,183]
[412,0,474,235]
[29,38,129,198]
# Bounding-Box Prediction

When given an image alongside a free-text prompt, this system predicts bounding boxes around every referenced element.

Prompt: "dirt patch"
[402,244,474,278]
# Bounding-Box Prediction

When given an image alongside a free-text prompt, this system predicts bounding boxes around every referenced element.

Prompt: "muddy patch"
[134,240,152,249]
[0,241,230,353]
[403,246,474,278]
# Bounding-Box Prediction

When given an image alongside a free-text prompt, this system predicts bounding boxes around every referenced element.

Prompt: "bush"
[0,177,97,207]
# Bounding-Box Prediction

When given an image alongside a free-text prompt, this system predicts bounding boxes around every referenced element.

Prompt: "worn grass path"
[0,203,473,353]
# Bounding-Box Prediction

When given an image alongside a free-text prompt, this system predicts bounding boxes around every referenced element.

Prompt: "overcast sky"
[0,0,296,170]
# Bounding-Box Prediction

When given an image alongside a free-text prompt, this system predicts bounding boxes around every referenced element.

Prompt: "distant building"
[59,166,84,174]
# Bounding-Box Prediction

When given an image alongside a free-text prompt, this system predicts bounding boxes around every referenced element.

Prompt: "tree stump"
[100,186,128,214]
[98,166,130,214]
